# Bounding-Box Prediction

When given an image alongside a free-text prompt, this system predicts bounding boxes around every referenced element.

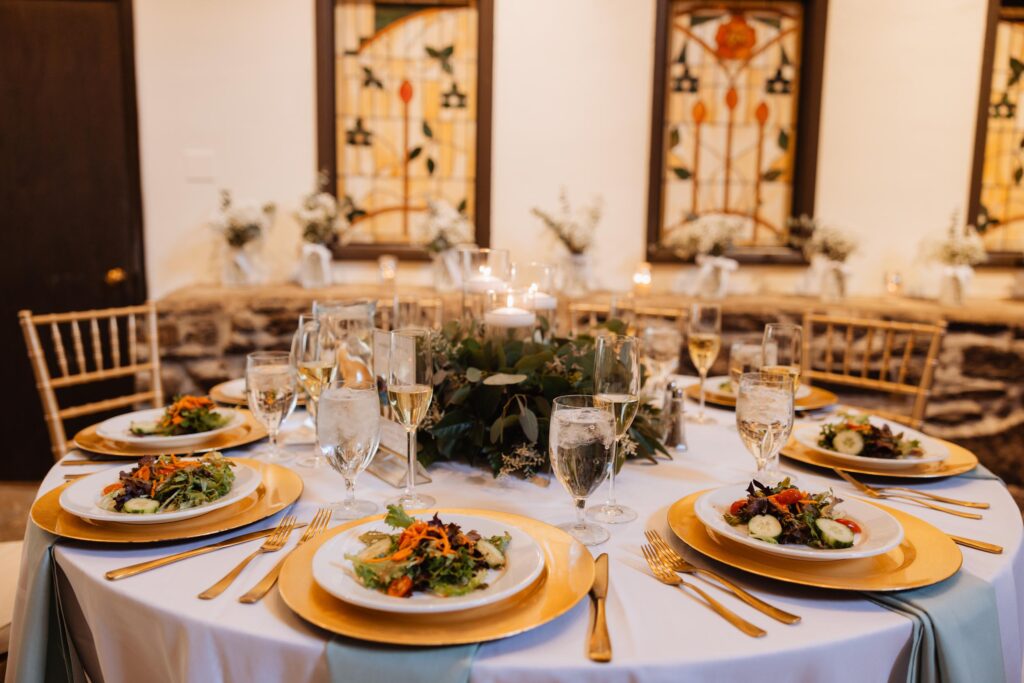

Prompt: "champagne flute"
[687,303,722,424]
[318,381,381,519]
[736,372,794,484]
[245,351,298,462]
[386,328,435,508]
[291,315,338,468]
[728,341,763,390]
[761,323,803,393]
[549,395,615,546]
[587,333,640,524]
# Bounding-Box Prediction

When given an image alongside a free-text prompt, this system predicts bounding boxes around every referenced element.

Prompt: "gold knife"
[949,535,1003,554]
[587,553,612,663]
[105,523,307,580]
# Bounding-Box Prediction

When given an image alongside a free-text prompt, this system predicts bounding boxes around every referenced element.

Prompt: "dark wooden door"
[0,0,146,480]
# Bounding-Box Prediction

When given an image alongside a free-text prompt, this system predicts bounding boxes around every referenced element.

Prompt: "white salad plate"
[217,378,247,401]
[96,407,244,449]
[312,514,546,614]
[708,375,812,400]
[58,459,261,525]
[694,483,904,561]
[793,417,949,470]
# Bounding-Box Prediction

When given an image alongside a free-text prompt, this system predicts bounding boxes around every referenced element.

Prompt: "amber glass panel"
[978,14,1024,252]
[659,1,803,248]
[335,0,478,246]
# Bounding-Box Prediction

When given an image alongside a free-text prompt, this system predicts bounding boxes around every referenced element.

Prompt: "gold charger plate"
[685,383,838,411]
[72,409,268,457]
[31,458,302,543]
[668,490,961,591]
[210,380,305,407]
[279,508,594,646]
[781,439,979,479]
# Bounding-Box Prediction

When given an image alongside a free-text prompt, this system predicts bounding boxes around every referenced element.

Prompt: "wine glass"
[291,315,338,468]
[549,395,615,546]
[761,323,803,394]
[641,324,682,397]
[318,381,381,520]
[728,341,763,389]
[587,333,640,525]
[245,351,298,462]
[735,372,794,484]
[687,303,722,424]
[386,328,435,508]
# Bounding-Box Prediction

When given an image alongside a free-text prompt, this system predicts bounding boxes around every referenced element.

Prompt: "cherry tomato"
[770,489,805,506]
[835,518,862,534]
[729,499,747,516]
[386,575,413,598]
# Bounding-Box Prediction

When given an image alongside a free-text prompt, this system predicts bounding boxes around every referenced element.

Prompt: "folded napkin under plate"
[327,638,479,683]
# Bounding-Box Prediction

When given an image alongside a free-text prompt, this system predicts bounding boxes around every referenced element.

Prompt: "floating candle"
[464,266,505,294]
[530,290,558,310]
[484,306,537,328]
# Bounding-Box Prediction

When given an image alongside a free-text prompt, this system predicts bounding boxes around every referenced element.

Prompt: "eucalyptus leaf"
[519,407,539,442]
[465,367,483,382]
[483,373,528,386]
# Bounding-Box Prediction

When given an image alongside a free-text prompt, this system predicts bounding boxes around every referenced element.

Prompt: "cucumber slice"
[123,497,160,514]
[832,429,865,455]
[747,514,782,540]
[816,518,855,548]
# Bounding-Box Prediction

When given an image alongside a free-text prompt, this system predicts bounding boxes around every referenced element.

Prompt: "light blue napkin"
[864,571,1005,683]
[957,463,1002,482]
[5,521,81,683]
[326,637,479,683]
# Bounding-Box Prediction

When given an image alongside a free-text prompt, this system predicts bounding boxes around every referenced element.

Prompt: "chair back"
[18,303,164,460]
[801,312,946,429]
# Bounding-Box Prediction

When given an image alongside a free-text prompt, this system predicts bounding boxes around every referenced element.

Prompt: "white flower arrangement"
[295,171,349,247]
[932,215,987,266]
[662,214,743,259]
[805,225,857,263]
[418,199,474,254]
[531,188,602,255]
[209,190,276,249]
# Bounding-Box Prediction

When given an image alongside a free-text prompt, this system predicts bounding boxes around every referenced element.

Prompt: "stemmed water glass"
[318,381,381,520]
[245,351,298,462]
[761,323,803,394]
[386,328,435,508]
[291,315,337,468]
[687,303,722,424]
[641,324,682,397]
[728,341,763,388]
[549,395,615,546]
[735,372,794,484]
[587,333,640,524]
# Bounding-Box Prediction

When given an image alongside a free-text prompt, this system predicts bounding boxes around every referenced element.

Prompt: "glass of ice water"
[550,395,615,546]
[735,372,794,484]
[318,382,381,519]
[245,351,298,462]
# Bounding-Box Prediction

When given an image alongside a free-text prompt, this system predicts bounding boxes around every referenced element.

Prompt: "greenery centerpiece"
[416,320,669,479]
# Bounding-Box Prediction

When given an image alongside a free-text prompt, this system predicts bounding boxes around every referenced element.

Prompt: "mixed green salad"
[818,414,923,459]
[723,479,860,549]
[347,506,510,598]
[130,395,229,437]
[98,452,236,514]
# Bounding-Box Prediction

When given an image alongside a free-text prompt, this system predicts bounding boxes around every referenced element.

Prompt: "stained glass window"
[649,0,812,257]
[975,8,1024,254]
[329,0,486,251]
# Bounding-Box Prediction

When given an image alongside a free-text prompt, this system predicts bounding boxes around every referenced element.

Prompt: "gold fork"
[645,530,800,624]
[640,544,766,637]
[832,469,983,520]
[198,515,297,599]
[832,469,989,509]
[238,507,333,604]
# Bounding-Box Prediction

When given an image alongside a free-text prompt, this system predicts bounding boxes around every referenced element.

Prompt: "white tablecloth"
[28,398,1024,683]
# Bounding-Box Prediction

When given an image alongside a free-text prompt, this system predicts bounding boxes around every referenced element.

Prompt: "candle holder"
[632,261,653,297]
[460,246,510,324]
[484,287,538,344]
[512,261,559,340]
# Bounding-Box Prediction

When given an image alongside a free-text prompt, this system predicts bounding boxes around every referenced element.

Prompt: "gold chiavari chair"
[801,312,947,429]
[18,303,164,461]
[375,295,443,330]
[567,301,612,337]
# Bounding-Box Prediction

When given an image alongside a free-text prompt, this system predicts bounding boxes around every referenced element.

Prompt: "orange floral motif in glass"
[715,14,756,60]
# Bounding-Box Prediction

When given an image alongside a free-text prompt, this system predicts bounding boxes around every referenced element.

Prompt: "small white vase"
[431,249,461,292]
[221,244,262,286]
[939,265,973,306]
[693,255,738,299]
[561,253,591,297]
[298,243,333,289]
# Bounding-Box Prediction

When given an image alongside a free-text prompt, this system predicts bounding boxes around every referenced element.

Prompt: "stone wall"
[157,285,1024,485]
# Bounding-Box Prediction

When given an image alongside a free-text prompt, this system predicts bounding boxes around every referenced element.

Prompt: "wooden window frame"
[644,0,829,265]
[315,0,494,262]
[967,0,1024,267]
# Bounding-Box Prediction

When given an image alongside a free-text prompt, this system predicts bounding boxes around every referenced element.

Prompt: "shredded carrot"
[102,482,123,495]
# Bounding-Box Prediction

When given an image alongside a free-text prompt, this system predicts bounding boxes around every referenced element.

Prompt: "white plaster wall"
[133,0,1019,300]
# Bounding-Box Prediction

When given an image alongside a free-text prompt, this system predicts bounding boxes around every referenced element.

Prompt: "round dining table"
[25,394,1024,683]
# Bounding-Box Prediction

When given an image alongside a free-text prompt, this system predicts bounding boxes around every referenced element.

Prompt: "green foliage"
[417,321,670,477]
